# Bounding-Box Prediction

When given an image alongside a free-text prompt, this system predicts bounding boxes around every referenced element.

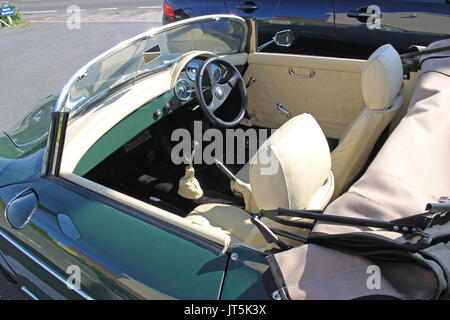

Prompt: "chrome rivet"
[393,226,399,231]
[272,290,281,300]
[402,227,409,232]
[153,109,161,120]
[231,252,239,261]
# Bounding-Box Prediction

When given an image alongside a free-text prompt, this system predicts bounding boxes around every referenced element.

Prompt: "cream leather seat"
[238,44,404,199]
[186,114,334,249]
[331,44,404,198]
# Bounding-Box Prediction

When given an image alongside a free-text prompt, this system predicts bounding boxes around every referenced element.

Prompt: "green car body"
[0,94,271,300]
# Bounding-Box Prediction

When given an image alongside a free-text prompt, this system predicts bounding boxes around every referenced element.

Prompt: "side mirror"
[274,30,294,47]
[257,29,294,52]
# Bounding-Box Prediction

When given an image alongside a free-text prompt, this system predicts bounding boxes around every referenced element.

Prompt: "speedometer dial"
[175,79,192,101]
[186,60,201,81]
[185,59,222,83]
[210,63,222,83]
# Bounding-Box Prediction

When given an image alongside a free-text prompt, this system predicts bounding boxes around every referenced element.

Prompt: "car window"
[333,0,450,59]
[256,0,336,56]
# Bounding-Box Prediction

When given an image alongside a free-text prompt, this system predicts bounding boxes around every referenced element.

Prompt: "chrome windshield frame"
[53,14,248,113]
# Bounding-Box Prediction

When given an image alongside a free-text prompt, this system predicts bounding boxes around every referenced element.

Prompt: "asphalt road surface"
[0,1,163,299]
[0,2,163,132]
[0,270,29,300]
[14,0,163,12]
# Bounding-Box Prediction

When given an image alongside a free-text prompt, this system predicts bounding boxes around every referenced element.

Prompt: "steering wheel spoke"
[227,72,240,88]
[208,94,222,113]
[207,65,218,89]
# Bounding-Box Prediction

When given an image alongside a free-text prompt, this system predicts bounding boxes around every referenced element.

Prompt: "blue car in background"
[163,0,450,59]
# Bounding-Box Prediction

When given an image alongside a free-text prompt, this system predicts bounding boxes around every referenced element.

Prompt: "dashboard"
[174,58,226,102]
[73,55,240,176]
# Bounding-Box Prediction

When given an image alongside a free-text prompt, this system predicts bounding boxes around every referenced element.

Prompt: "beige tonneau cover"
[268,39,450,300]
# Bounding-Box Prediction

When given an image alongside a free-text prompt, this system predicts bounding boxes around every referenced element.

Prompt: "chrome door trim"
[288,68,316,78]
[21,286,39,300]
[0,230,94,300]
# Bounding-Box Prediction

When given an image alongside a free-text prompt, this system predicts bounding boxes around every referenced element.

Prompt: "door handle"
[347,7,382,23]
[236,1,259,12]
[288,68,316,79]
[5,188,39,229]
[347,10,372,19]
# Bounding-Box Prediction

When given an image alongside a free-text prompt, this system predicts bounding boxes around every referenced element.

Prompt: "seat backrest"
[249,113,332,210]
[331,44,404,198]
[361,44,404,110]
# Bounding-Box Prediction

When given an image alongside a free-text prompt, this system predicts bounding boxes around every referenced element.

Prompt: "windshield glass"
[61,16,247,116]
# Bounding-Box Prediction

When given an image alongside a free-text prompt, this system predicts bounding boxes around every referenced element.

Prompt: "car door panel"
[250,0,336,57]
[220,246,271,299]
[244,52,366,139]
[0,179,229,300]
[334,0,450,59]
[0,183,87,300]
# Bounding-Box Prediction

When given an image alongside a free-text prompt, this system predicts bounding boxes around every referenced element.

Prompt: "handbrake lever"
[251,215,292,250]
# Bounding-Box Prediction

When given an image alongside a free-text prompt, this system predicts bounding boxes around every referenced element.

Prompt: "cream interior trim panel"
[247,53,365,72]
[244,53,366,139]
[220,52,248,66]
[62,172,232,250]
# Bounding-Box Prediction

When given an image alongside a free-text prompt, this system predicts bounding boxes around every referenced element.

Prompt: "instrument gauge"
[185,60,201,81]
[174,79,192,101]
[209,63,222,83]
[185,59,222,83]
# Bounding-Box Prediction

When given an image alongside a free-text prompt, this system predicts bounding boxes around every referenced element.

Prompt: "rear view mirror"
[274,30,294,47]
[257,30,294,52]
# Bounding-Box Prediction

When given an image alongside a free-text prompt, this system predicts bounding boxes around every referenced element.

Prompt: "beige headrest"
[361,44,403,111]
[249,114,331,210]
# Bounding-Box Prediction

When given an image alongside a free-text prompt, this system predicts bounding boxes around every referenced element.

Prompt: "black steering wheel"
[195,57,247,128]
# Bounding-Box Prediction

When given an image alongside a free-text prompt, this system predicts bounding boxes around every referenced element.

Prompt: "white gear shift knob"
[178,140,203,200]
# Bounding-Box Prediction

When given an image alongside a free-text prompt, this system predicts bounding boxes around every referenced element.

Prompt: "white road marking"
[22,10,58,14]
[22,6,162,15]
[29,20,156,23]
[138,6,162,9]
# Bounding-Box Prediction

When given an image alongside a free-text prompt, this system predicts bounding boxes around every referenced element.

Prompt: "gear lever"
[178,141,204,200]
[215,159,259,213]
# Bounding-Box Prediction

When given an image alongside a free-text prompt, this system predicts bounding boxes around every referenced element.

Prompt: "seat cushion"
[186,204,267,247]
[186,203,309,249]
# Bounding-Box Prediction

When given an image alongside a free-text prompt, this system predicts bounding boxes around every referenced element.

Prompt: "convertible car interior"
[56,16,430,251]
